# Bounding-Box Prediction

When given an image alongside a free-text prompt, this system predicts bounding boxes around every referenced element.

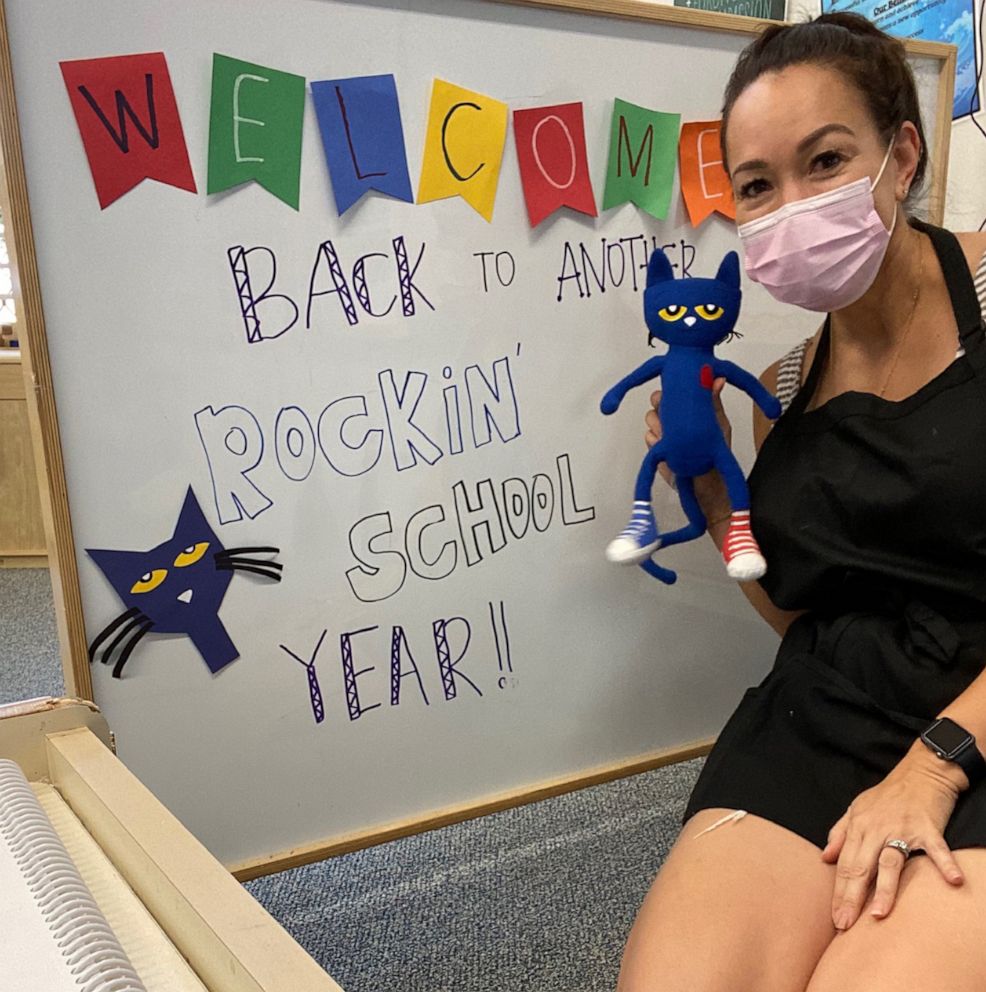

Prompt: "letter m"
[617,116,653,185]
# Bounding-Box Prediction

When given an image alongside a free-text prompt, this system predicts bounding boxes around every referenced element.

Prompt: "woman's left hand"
[821,749,966,930]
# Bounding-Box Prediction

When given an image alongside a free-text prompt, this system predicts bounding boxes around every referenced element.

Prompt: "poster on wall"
[822,0,979,119]
[674,0,786,19]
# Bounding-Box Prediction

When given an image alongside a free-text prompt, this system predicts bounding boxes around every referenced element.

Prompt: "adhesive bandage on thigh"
[692,809,748,837]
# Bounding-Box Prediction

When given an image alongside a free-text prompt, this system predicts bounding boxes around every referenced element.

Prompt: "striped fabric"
[775,336,811,414]
[976,245,986,319]
[775,248,986,415]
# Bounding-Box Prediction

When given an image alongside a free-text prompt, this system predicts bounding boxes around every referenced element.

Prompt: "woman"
[617,13,986,992]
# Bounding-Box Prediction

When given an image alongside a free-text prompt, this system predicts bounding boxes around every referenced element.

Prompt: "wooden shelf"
[0,350,46,564]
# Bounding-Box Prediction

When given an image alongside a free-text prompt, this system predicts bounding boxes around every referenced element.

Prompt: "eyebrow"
[731,123,857,177]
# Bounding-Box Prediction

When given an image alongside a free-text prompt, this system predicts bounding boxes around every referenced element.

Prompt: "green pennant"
[207,54,306,208]
[602,99,680,220]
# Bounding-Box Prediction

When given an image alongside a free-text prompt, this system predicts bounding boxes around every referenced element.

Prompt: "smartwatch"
[920,717,986,787]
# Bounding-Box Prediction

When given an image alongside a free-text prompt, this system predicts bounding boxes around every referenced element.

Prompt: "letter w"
[78,73,159,153]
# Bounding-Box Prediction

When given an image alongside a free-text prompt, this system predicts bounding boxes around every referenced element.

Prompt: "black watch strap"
[921,718,986,786]
[954,739,986,786]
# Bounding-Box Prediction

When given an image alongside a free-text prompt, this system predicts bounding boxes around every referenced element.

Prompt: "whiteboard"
[2,0,951,867]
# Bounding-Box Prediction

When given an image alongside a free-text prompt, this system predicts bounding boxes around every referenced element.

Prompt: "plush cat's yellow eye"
[657,305,686,322]
[131,569,167,594]
[174,542,210,568]
[697,304,724,321]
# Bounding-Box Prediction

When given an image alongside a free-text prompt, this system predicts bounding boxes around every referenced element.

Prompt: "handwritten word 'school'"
[278,599,516,725]
[194,354,522,524]
[345,453,596,603]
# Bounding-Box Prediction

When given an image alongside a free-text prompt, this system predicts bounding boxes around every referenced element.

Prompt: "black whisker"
[215,546,280,558]
[88,608,140,664]
[100,615,145,667]
[218,557,283,572]
[216,563,283,582]
[112,621,154,679]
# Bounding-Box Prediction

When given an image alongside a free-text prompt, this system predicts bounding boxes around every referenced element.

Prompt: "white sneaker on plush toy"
[606,501,662,564]
[722,510,766,580]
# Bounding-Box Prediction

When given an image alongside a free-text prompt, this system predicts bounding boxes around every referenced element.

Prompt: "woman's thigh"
[805,849,986,992]
[617,807,838,992]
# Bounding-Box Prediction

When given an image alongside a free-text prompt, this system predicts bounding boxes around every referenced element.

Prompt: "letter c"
[442,102,484,182]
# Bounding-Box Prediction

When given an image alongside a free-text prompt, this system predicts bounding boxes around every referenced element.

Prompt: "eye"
[130,569,167,594]
[737,177,770,201]
[657,305,686,322]
[696,304,724,321]
[174,542,210,567]
[811,149,845,173]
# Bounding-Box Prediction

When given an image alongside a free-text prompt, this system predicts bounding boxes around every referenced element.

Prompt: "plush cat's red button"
[700,364,714,389]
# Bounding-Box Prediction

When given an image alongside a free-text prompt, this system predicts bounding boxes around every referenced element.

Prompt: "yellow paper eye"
[131,569,167,594]
[174,542,210,568]
[697,304,724,321]
[658,305,686,322]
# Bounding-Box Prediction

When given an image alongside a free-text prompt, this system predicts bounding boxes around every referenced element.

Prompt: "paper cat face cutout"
[643,249,741,349]
[86,487,282,677]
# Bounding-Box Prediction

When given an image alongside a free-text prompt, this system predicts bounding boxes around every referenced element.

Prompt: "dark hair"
[720,12,927,200]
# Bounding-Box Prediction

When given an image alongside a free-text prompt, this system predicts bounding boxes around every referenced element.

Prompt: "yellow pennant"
[417,79,508,222]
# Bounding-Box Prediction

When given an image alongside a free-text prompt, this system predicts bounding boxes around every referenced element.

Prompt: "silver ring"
[884,838,912,858]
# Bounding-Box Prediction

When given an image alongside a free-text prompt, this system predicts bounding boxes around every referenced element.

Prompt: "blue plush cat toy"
[600,248,781,585]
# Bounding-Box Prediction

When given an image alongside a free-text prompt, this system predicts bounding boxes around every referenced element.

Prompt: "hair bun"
[720,13,925,200]
[813,10,901,41]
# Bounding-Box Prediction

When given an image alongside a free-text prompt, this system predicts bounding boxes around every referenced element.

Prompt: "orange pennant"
[678,121,735,227]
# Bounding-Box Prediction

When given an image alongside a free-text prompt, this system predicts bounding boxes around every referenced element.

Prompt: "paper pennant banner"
[513,103,597,227]
[60,53,197,209]
[417,79,508,222]
[679,120,735,226]
[602,98,680,221]
[207,54,306,209]
[311,74,414,215]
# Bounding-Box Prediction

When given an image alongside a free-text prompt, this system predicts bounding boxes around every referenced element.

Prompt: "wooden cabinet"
[0,351,46,564]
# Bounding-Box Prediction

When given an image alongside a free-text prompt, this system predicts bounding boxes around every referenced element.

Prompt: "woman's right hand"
[644,381,734,520]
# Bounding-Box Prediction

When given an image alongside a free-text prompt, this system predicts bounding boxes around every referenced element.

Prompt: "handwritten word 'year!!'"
[194,355,521,525]
[278,600,517,726]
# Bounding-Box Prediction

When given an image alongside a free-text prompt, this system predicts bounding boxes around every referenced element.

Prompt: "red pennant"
[678,120,735,227]
[60,53,197,209]
[513,103,597,228]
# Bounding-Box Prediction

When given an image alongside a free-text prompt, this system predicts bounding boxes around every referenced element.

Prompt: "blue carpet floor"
[0,567,64,704]
[0,567,705,992]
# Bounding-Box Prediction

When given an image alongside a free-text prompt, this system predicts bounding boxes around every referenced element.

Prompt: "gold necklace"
[877,233,925,399]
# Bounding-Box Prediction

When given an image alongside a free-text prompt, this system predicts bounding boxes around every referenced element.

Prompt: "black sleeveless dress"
[682,219,986,852]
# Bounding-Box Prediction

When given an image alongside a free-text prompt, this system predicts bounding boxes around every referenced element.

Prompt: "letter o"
[532,114,577,190]
[531,473,555,532]
[274,406,317,481]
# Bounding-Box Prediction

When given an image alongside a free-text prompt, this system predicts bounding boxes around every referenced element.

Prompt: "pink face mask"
[737,140,897,312]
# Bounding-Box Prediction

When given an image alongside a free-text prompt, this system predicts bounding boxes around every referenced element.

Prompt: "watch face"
[927,719,973,756]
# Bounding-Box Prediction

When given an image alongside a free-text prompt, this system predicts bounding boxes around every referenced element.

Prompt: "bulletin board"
[0,0,955,874]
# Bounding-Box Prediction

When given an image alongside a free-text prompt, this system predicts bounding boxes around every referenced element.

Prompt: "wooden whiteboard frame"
[0,0,955,876]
